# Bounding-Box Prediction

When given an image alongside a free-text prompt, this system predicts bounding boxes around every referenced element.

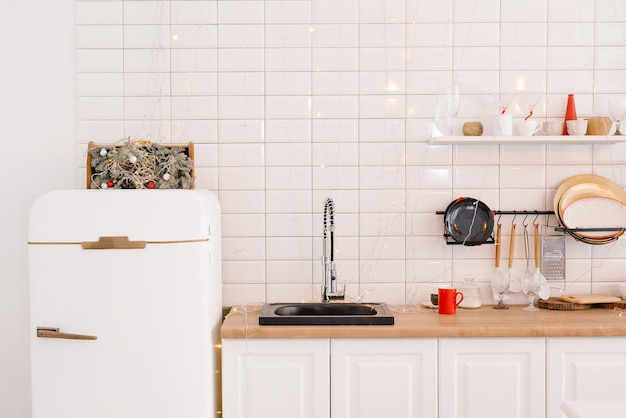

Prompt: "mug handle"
[455,291,464,308]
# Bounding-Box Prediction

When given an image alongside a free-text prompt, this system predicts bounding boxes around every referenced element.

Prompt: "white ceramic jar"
[459,275,482,308]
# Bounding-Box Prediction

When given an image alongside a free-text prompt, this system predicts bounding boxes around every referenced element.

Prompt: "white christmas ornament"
[163,173,171,181]
[100,148,108,157]
[129,155,137,163]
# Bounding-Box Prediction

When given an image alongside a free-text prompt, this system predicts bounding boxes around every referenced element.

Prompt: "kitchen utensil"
[443,197,494,246]
[496,91,516,115]
[516,119,542,136]
[462,121,483,136]
[553,174,626,244]
[561,196,626,240]
[534,223,550,300]
[560,294,622,304]
[521,268,541,312]
[554,174,626,211]
[508,222,521,293]
[587,117,612,135]
[445,84,460,134]
[608,98,626,135]
[459,275,481,309]
[438,287,464,315]
[522,220,534,295]
[566,119,588,136]
[542,120,563,136]
[541,235,565,281]
[538,297,592,310]
[430,293,439,306]
[517,92,543,121]
[491,222,510,309]
[519,218,541,311]
[493,114,513,136]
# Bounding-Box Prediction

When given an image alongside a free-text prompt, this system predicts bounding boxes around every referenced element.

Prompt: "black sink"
[258,302,395,326]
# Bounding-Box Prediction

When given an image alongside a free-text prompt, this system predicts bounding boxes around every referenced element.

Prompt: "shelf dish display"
[429,135,625,145]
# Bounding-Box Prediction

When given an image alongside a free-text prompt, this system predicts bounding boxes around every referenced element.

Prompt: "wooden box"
[86,141,195,189]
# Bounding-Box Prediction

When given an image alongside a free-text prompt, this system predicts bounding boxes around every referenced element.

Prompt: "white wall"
[0,1,75,416]
[75,0,626,308]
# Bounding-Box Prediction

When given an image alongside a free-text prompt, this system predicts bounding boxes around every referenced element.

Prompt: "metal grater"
[541,235,566,281]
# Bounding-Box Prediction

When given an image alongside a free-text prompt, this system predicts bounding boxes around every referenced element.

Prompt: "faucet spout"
[322,197,344,303]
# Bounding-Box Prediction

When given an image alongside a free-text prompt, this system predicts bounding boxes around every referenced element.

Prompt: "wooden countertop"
[220,304,626,339]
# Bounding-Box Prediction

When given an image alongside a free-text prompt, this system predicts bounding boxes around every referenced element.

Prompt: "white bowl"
[618,283,626,300]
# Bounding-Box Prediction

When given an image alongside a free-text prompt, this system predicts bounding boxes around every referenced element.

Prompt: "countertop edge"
[220,305,626,339]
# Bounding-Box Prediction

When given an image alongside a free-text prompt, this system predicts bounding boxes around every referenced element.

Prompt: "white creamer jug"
[459,275,482,308]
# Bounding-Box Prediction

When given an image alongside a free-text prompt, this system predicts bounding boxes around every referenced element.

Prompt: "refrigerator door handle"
[81,236,147,250]
[37,327,97,340]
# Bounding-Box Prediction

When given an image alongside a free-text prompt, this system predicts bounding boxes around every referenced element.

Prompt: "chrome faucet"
[322,197,344,303]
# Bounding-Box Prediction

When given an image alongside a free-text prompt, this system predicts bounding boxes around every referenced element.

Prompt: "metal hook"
[511,211,517,225]
[523,212,529,227]
[497,212,503,225]
[533,211,540,225]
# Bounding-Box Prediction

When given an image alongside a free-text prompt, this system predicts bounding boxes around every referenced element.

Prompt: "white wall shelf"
[430,135,626,145]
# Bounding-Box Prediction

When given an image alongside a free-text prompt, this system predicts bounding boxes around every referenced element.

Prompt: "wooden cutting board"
[560,294,622,304]
[538,297,592,310]
[539,296,626,310]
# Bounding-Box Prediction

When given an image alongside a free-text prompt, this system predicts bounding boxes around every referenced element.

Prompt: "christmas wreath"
[88,141,194,189]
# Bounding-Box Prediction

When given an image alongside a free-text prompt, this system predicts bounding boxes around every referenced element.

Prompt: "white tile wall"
[76,0,626,307]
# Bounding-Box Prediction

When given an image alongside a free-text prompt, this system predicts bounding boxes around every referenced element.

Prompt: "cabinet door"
[439,338,545,418]
[222,338,330,418]
[547,337,626,418]
[331,339,438,418]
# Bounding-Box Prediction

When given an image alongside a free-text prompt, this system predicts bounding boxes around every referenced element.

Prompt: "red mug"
[438,287,464,314]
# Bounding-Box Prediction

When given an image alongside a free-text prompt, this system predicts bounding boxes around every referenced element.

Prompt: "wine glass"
[491,269,510,310]
[521,267,541,311]
[445,84,460,118]
[517,92,543,121]
[496,92,516,115]
[444,85,460,134]
[608,98,626,135]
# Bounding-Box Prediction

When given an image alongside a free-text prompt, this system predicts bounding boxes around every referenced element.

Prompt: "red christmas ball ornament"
[107,181,114,188]
[147,181,155,189]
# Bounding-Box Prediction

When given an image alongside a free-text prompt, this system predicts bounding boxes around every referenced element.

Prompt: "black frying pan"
[444,197,494,246]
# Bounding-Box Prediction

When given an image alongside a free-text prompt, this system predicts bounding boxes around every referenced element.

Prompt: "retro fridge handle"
[37,327,97,340]
[81,236,147,250]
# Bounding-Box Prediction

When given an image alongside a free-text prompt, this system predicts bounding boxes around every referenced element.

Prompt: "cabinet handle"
[81,236,146,250]
[37,327,97,340]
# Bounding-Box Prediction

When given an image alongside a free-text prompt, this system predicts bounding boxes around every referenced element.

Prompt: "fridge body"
[29,189,222,417]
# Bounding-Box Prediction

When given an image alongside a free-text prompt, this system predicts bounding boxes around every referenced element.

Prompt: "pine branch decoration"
[88,141,193,189]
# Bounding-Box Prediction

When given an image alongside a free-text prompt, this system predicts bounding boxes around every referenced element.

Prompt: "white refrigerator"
[28,189,222,418]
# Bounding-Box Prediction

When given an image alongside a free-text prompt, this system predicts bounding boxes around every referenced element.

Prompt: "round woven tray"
[538,297,626,310]
[538,297,591,310]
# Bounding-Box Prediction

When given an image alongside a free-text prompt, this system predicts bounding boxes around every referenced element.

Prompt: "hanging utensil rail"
[435,209,623,245]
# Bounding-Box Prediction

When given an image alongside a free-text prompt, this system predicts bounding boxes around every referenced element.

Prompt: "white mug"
[542,121,563,136]
[566,119,588,136]
[516,119,542,136]
[493,114,513,136]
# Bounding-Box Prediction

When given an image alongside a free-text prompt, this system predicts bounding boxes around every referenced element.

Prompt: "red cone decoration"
[563,94,577,135]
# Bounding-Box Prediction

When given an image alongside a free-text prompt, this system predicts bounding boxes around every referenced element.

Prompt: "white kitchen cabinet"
[221,338,330,418]
[547,337,626,418]
[331,338,438,418]
[439,338,546,418]
[222,338,437,418]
